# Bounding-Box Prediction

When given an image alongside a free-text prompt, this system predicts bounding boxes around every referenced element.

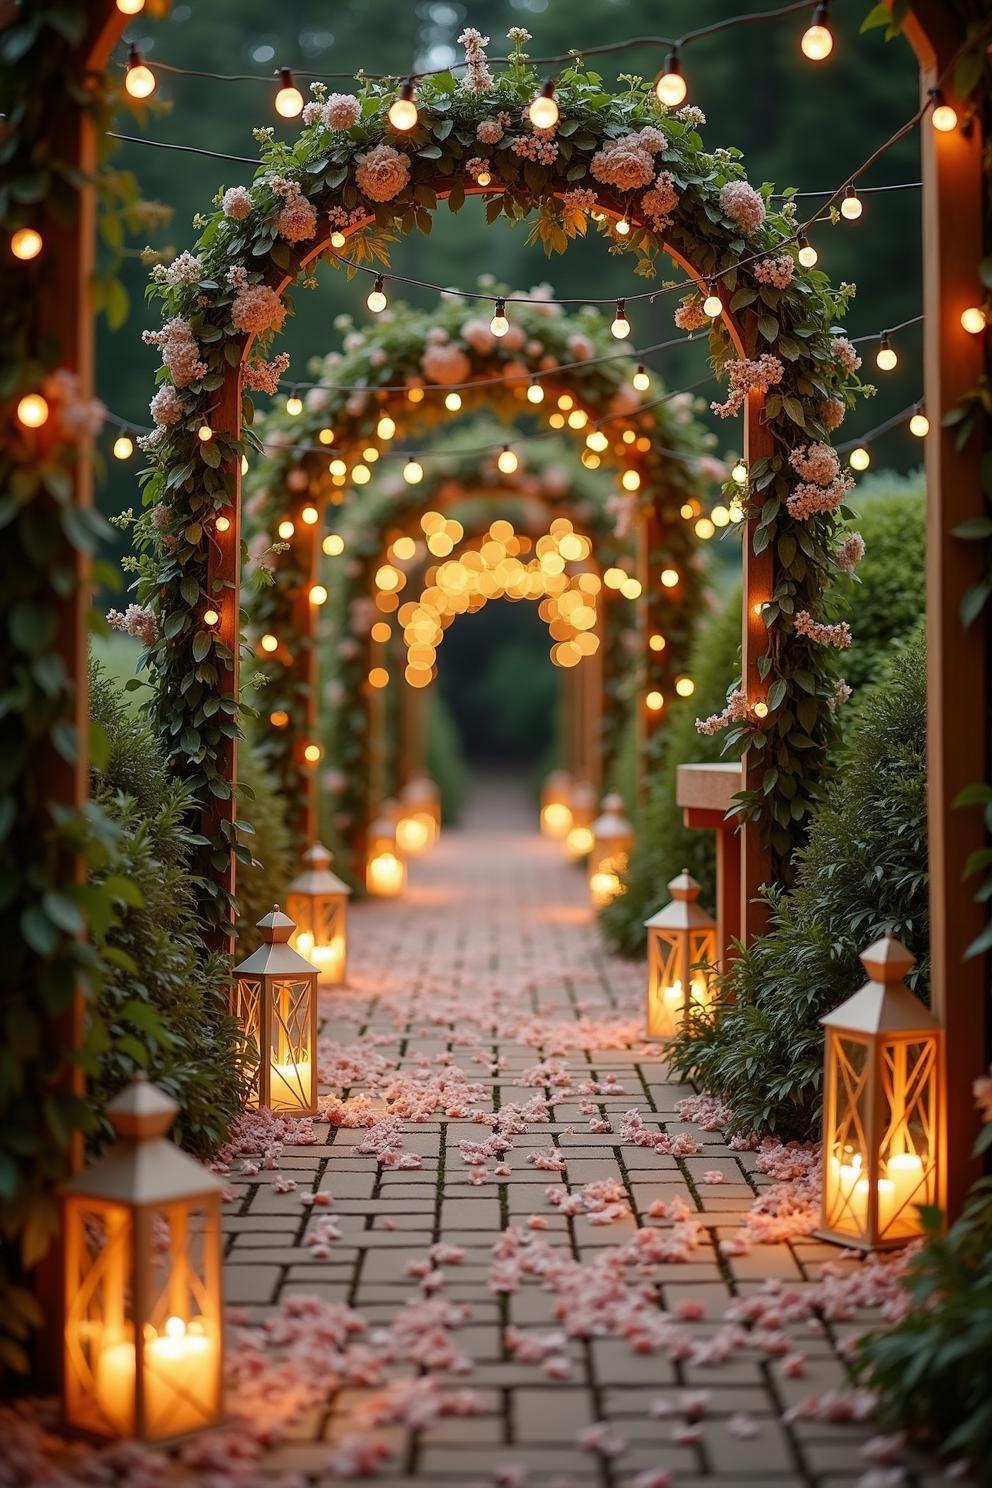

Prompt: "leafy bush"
[838,469,925,690]
[856,1118,992,1471]
[665,627,929,1140]
[425,688,468,825]
[235,742,294,952]
[89,666,249,1154]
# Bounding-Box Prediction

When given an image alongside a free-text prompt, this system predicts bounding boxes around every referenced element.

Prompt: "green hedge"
[234,743,295,954]
[424,688,469,825]
[665,625,928,1140]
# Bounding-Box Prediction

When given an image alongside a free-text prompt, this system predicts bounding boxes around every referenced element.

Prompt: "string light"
[330,230,347,249]
[660,568,680,588]
[301,505,319,525]
[377,415,396,439]
[909,404,929,438]
[675,676,695,697]
[278,519,295,539]
[961,305,986,334]
[611,299,630,340]
[309,583,328,606]
[318,426,335,445]
[445,392,462,411]
[116,0,145,12]
[328,458,347,477]
[113,434,134,460]
[655,48,687,107]
[527,378,545,404]
[633,364,650,392]
[614,217,631,237]
[274,68,303,118]
[11,228,43,261]
[303,743,322,764]
[367,274,387,313]
[849,446,871,471]
[840,187,863,221]
[621,469,641,492]
[285,393,303,416]
[490,297,509,337]
[125,46,156,99]
[703,281,722,318]
[403,458,424,484]
[649,634,666,652]
[646,691,665,712]
[732,460,748,484]
[930,90,958,132]
[203,608,220,627]
[388,79,419,132]
[753,700,769,719]
[270,710,289,728]
[323,533,345,555]
[586,428,609,453]
[197,425,214,444]
[215,515,231,533]
[352,463,371,484]
[875,334,898,372]
[497,445,518,475]
[695,517,715,539]
[528,78,560,130]
[16,393,49,429]
[800,1,833,60]
[260,633,279,653]
[241,455,249,475]
[797,235,818,268]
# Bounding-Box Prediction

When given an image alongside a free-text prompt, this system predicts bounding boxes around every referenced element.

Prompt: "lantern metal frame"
[564,778,598,861]
[644,870,717,1039]
[588,792,634,907]
[233,905,319,1114]
[286,841,351,986]
[366,811,406,896]
[540,768,573,840]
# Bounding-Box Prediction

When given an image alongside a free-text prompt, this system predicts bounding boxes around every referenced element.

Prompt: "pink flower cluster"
[227,269,287,336]
[142,316,207,388]
[794,609,852,648]
[753,254,794,287]
[477,116,505,144]
[511,133,558,164]
[222,185,252,220]
[720,179,765,234]
[163,250,204,286]
[674,296,709,332]
[244,352,291,395]
[711,352,784,418]
[835,531,865,572]
[641,171,678,231]
[44,369,106,437]
[107,603,158,647]
[590,134,657,191]
[149,382,184,427]
[457,27,494,92]
[832,335,862,374]
[790,441,840,485]
[271,182,317,243]
[354,142,411,202]
[465,155,494,181]
[421,341,471,385]
[563,187,598,211]
[695,687,750,736]
[323,92,361,129]
[820,395,846,431]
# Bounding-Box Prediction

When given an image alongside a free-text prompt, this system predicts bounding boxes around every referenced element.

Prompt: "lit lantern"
[233,906,318,1114]
[564,780,598,861]
[286,843,350,986]
[644,871,717,1039]
[366,812,406,896]
[60,1076,223,1442]
[818,935,940,1251]
[589,793,634,908]
[540,769,573,839]
[399,776,441,851]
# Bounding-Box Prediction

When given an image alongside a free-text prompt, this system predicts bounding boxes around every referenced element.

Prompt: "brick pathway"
[223,777,931,1488]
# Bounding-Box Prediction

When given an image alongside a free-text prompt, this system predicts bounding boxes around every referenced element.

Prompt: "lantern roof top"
[593,795,633,837]
[570,779,598,809]
[234,905,318,978]
[644,871,715,932]
[820,936,938,1034]
[368,814,397,839]
[400,775,440,804]
[289,842,351,898]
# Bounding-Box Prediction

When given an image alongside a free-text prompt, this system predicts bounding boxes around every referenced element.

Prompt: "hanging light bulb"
[909,405,929,438]
[309,584,328,606]
[875,334,897,372]
[117,0,145,12]
[216,515,231,533]
[388,79,419,132]
[377,415,396,439]
[330,230,347,249]
[403,459,424,484]
[655,48,687,107]
[614,217,631,237]
[840,187,863,221]
[301,505,319,525]
[527,378,545,404]
[197,424,213,442]
[732,460,748,484]
[445,391,462,411]
[274,68,303,118]
[529,80,559,130]
[849,446,871,471]
[497,445,519,475]
[124,45,155,99]
[632,364,650,392]
[367,274,387,313]
[586,428,609,453]
[260,633,279,653]
[930,90,958,132]
[801,1,833,60]
[285,393,303,416]
[703,280,722,318]
[113,434,134,460]
[16,393,49,429]
[961,305,986,334]
[611,299,631,340]
[203,608,220,627]
[10,227,43,261]
[476,166,493,187]
[490,297,509,337]
[277,519,295,540]
[797,235,818,268]
[323,533,344,555]
[621,469,641,492]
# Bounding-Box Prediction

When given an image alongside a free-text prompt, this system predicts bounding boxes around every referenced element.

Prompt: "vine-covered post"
[290,517,320,847]
[638,503,667,795]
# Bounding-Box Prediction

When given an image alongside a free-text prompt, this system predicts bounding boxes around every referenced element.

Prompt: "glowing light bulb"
[16,393,48,429]
[285,394,303,416]
[403,459,424,484]
[197,425,213,442]
[694,517,715,539]
[632,364,650,392]
[323,533,345,555]
[660,568,679,588]
[11,227,43,261]
[352,463,371,484]
[203,608,220,627]
[931,92,958,132]
[675,676,695,697]
[840,187,862,221]
[377,415,396,439]
[909,407,929,438]
[329,459,347,477]
[117,0,145,12]
[278,519,295,540]
[849,446,871,471]
[732,460,748,484]
[961,305,986,334]
[301,505,319,525]
[497,446,518,475]
[655,50,687,107]
[270,709,289,728]
[801,3,833,60]
[309,583,328,606]
[587,429,609,453]
[490,298,509,337]
[330,231,347,249]
[476,168,492,187]
[388,80,418,132]
[753,700,769,719]
[621,469,641,492]
[527,380,545,404]
[125,47,155,98]
[646,690,665,712]
[614,217,631,237]
[113,434,134,460]
[445,392,462,412]
[274,68,303,118]
[260,633,279,653]
[241,457,249,474]
[303,743,322,764]
[875,336,897,372]
[798,236,818,268]
[367,275,387,313]
[529,80,559,130]
[649,634,666,652]
[703,283,722,318]
[612,299,630,339]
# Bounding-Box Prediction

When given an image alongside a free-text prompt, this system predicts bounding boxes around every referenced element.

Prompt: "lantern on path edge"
[645,871,717,1039]
[818,935,940,1251]
[233,906,319,1114]
[540,769,573,840]
[367,811,406,896]
[589,793,634,908]
[398,775,441,854]
[565,779,597,861]
[287,842,350,985]
[60,1076,224,1442]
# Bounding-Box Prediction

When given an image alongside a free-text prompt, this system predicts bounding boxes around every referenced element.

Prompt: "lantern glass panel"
[287,890,346,983]
[233,975,263,1110]
[646,926,715,1038]
[269,976,315,1111]
[879,1034,938,1239]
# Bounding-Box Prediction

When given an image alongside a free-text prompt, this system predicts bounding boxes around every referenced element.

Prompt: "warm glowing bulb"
[840,188,862,221]
[329,459,347,478]
[703,287,722,318]
[801,2,833,61]
[260,633,279,653]
[203,608,220,627]
[875,338,897,372]
[285,394,303,416]
[367,275,387,313]
[490,298,509,337]
[649,633,666,652]
[298,506,317,526]
[274,70,303,118]
[497,446,519,475]
[694,517,716,539]
[117,0,145,12]
[621,469,641,492]
[330,231,347,249]
[270,709,289,728]
[318,427,335,446]
[660,567,679,588]
[614,218,631,237]
[753,700,769,719]
[632,365,650,392]
[388,82,418,131]
[197,425,212,442]
[798,237,818,268]
[304,743,322,764]
[646,690,665,712]
[125,50,155,99]
[675,676,695,697]
[527,381,545,404]
[961,305,986,334]
[712,504,730,528]
[352,463,371,484]
[403,459,424,484]
[732,461,748,484]
[241,456,249,475]
[16,393,48,429]
[620,577,642,600]
[278,519,295,540]
[445,392,462,412]
[309,584,328,606]
[323,533,345,555]
[377,415,396,439]
[849,446,871,471]
[909,409,929,438]
[113,434,134,460]
[655,51,687,107]
[931,96,958,132]
[529,81,559,130]
[612,300,630,339]
[587,429,609,453]
[11,227,43,261]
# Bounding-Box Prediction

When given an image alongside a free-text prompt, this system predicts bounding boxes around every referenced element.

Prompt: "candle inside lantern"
[828,1151,897,1237]
[269,1060,312,1111]
[96,1316,217,1439]
[367,851,405,896]
[293,929,345,985]
[589,869,622,907]
[885,1150,925,1228]
[396,813,431,856]
[541,802,572,839]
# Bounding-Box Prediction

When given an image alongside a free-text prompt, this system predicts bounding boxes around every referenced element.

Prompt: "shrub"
[425,687,468,824]
[837,469,924,690]
[665,626,928,1140]
[235,742,295,952]
[89,665,248,1155]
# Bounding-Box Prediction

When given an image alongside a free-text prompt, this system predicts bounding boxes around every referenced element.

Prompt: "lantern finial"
[257,904,295,943]
[859,934,915,984]
[667,870,700,902]
[302,842,333,870]
[105,1075,179,1141]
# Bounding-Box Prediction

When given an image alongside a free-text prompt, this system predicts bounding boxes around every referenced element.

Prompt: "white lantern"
[233,906,318,1114]
[286,842,350,985]
[644,871,717,1039]
[589,793,634,907]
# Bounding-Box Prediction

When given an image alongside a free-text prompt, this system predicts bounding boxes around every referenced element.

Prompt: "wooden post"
[638,504,666,798]
[676,762,744,968]
[290,518,320,847]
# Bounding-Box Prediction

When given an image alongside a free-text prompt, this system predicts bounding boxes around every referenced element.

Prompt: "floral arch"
[131,33,865,941]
